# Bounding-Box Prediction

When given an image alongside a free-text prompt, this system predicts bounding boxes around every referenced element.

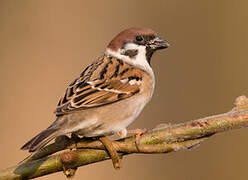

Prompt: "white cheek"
[122,43,147,63]
[120,79,128,83]
[105,43,154,80]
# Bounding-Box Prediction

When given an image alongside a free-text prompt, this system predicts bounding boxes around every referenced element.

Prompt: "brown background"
[0,0,248,179]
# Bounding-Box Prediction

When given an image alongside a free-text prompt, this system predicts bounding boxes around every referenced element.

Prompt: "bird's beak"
[149,36,170,50]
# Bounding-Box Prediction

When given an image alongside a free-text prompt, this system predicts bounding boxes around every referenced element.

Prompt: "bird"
[21,27,169,169]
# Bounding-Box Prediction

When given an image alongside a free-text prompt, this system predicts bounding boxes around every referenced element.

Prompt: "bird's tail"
[21,127,60,152]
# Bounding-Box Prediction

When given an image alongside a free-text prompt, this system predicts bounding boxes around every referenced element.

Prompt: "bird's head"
[106,27,169,66]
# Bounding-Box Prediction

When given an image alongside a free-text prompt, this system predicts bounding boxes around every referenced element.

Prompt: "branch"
[0,95,248,180]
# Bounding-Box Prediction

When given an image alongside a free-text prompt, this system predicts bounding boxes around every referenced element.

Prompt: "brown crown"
[107,27,157,51]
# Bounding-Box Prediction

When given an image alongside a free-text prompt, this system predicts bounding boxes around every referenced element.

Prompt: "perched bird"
[21,27,169,168]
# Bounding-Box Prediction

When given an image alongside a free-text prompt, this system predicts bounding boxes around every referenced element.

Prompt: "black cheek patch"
[122,49,138,58]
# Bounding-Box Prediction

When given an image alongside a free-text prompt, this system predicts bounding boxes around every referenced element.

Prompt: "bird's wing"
[55,55,145,116]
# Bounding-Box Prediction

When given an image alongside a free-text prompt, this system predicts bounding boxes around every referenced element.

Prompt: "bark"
[0,95,247,180]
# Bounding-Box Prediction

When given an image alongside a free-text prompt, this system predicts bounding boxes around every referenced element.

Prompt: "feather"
[21,128,59,152]
[55,56,145,115]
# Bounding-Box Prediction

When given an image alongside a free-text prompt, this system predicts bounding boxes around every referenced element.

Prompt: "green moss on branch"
[0,95,247,180]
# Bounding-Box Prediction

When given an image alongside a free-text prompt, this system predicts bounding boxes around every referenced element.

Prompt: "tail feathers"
[21,128,59,152]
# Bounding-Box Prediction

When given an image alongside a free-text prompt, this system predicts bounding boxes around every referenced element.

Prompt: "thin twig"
[0,95,247,180]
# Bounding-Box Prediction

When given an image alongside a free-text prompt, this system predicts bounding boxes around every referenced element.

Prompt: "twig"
[0,95,247,180]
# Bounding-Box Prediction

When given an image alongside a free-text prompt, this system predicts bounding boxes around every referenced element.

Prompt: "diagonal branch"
[0,95,248,180]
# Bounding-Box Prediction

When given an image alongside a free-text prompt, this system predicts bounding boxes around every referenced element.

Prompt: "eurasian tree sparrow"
[21,27,169,168]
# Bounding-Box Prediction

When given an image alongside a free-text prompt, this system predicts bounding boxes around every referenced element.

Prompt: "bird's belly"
[68,74,155,137]
[73,95,148,137]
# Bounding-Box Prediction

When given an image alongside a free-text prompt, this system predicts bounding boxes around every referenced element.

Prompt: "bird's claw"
[128,128,147,152]
[99,136,121,170]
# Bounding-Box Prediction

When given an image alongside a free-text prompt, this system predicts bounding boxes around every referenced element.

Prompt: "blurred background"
[0,0,248,179]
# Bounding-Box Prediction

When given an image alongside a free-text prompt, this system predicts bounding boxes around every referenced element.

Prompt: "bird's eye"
[136,35,144,42]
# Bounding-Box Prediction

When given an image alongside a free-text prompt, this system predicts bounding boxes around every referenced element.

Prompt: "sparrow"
[21,27,169,168]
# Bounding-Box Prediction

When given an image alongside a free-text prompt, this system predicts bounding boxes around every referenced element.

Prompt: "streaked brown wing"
[55,55,144,116]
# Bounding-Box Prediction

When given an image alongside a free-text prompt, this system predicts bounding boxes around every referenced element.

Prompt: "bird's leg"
[99,136,121,170]
[71,133,81,150]
[117,129,127,138]
[127,128,147,152]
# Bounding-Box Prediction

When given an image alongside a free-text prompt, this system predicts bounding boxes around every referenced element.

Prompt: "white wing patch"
[129,79,141,85]
[120,79,128,83]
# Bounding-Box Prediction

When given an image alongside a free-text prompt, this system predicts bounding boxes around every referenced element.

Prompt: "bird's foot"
[99,136,121,170]
[128,128,147,152]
